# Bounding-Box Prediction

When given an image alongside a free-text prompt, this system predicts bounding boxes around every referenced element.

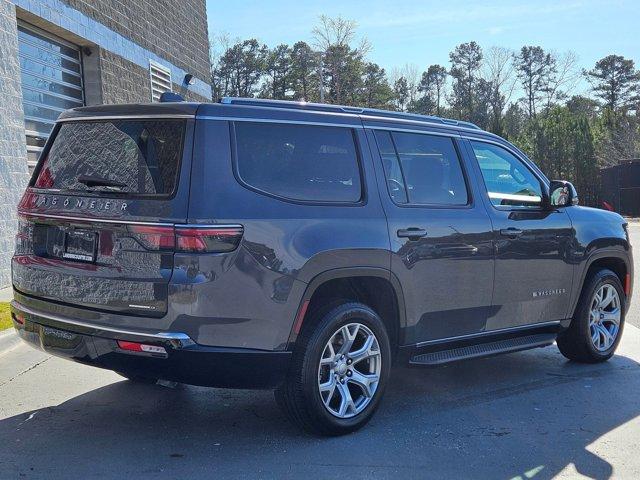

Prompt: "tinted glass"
[386,132,468,205]
[33,120,185,196]
[235,122,362,202]
[374,130,408,203]
[471,141,542,208]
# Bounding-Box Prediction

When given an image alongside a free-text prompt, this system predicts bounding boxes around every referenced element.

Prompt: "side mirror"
[549,180,579,207]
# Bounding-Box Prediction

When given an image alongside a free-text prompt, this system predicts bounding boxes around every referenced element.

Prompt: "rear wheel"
[276,302,391,436]
[557,268,625,363]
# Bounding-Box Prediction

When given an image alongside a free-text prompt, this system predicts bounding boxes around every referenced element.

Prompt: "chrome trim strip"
[178,224,243,229]
[18,211,174,227]
[12,300,194,346]
[414,320,562,348]
[57,114,193,122]
[361,113,489,135]
[366,125,461,139]
[211,101,363,120]
[197,115,363,129]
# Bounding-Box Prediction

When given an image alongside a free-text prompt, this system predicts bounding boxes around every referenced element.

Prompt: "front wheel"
[276,302,391,436]
[557,268,626,363]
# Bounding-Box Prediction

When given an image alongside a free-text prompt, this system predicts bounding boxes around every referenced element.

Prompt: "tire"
[276,302,391,436]
[557,268,626,363]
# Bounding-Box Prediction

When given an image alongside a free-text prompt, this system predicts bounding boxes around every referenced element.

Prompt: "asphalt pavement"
[0,223,639,479]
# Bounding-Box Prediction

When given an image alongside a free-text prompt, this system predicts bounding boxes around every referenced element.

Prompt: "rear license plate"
[63,229,97,262]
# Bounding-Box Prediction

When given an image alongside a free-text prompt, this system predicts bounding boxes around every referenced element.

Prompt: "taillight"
[128,225,175,250]
[129,224,243,253]
[176,225,243,253]
[33,157,53,188]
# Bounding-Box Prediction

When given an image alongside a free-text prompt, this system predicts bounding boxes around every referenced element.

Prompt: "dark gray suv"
[11,97,633,435]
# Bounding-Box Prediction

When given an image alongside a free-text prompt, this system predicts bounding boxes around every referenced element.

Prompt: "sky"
[206,0,639,97]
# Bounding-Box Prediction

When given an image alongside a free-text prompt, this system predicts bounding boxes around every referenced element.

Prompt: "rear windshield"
[33,119,185,196]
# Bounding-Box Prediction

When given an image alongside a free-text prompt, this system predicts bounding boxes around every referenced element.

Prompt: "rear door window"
[374,130,468,206]
[234,122,362,203]
[33,119,186,196]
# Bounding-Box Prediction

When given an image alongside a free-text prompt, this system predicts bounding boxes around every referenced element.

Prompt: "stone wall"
[0,0,29,288]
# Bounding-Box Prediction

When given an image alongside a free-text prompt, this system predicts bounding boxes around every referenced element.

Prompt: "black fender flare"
[569,247,632,319]
[286,267,407,347]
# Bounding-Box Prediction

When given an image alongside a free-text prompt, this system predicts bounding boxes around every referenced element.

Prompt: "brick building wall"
[0,0,30,288]
[64,0,210,81]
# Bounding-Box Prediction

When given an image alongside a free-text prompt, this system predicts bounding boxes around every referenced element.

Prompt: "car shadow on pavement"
[1,346,639,479]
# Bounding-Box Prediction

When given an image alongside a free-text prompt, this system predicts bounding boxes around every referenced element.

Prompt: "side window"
[234,122,362,203]
[374,131,408,203]
[375,130,468,206]
[470,141,543,209]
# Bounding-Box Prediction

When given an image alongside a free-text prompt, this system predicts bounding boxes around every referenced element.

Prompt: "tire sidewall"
[578,271,626,359]
[300,303,391,433]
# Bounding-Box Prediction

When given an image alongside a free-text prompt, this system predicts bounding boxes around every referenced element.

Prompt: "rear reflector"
[12,312,25,325]
[293,300,310,335]
[128,224,243,253]
[117,340,167,355]
[625,273,631,296]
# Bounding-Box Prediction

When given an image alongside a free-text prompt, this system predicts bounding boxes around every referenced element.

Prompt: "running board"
[409,333,556,366]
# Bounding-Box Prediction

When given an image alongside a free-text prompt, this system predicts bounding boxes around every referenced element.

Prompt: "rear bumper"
[10,300,291,389]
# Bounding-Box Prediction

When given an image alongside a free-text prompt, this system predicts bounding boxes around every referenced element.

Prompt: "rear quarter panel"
[179,108,391,350]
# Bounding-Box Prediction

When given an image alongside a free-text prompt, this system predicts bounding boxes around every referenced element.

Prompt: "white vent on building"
[149,61,172,102]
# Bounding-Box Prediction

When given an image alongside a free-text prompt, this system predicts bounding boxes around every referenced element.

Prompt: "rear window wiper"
[77,175,128,191]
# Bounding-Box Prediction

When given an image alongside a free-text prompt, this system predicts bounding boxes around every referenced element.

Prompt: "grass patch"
[0,303,12,331]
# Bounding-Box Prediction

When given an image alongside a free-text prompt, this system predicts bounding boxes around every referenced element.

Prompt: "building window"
[17,22,84,168]
[149,61,172,102]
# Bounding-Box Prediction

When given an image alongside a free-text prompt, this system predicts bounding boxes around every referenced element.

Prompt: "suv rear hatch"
[13,104,197,316]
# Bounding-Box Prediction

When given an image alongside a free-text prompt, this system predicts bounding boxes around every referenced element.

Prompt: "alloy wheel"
[317,323,382,419]
[589,283,621,352]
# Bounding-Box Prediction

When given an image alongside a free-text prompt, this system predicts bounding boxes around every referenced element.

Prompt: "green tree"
[217,39,267,98]
[360,62,393,108]
[262,44,292,99]
[290,41,319,101]
[513,46,556,118]
[448,41,483,120]
[585,55,640,111]
[393,76,410,111]
[412,64,447,116]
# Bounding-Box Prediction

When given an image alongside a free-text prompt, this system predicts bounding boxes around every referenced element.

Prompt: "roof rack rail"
[218,97,481,130]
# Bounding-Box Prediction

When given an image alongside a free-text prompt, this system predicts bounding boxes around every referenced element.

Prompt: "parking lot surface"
[0,223,638,479]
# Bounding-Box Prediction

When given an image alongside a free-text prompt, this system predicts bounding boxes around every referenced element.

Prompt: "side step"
[410,333,556,366]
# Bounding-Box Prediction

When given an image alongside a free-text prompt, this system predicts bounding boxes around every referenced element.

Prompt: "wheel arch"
[287,267,407,353]
[570,249,632,319]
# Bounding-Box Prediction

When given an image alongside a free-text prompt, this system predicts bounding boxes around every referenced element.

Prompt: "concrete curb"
[0,328,20,356]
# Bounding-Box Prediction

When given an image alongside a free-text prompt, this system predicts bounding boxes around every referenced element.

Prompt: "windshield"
[32,119,185,196]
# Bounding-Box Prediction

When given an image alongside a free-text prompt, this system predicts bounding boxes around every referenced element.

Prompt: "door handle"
[500,228,524,237]
[397,228,427,240]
